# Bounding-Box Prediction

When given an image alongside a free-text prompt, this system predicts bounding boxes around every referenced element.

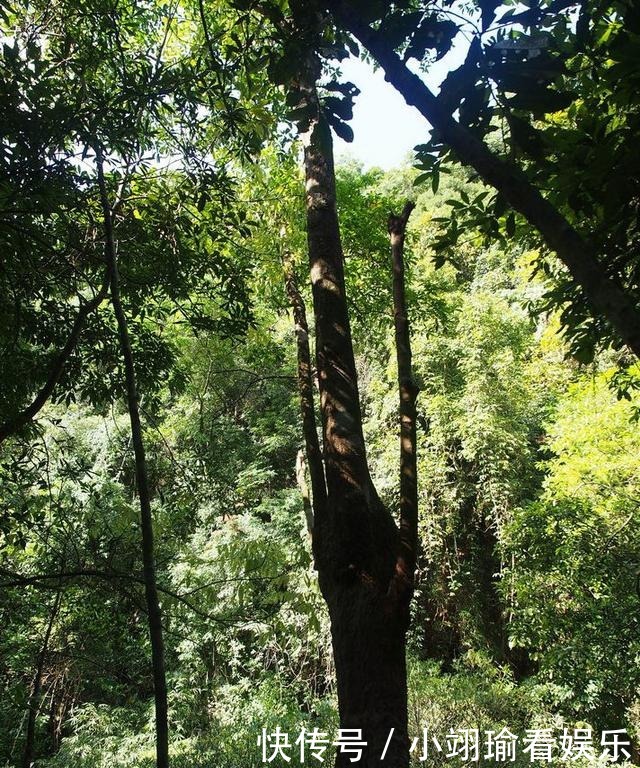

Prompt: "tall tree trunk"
[325,0,640,359]
[96,148,170,768]
[22,589,62,768]
[305,118,411,763]
[295,448,315,535]
[290,37,419,755]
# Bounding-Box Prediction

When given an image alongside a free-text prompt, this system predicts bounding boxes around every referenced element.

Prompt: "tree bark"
[96,148,169,768]
[389,203,418,582]
[291,37,418,757]
[284,258,327,527]
[296,449,315,535]
[325,0,640,359]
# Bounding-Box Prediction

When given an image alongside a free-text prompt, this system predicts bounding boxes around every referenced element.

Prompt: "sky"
[333,41,468,170]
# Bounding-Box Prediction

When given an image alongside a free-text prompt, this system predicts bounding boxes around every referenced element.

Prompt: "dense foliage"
[1,1,639,767]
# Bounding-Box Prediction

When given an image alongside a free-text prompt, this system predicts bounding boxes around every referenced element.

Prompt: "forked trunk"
[292,57,418,761]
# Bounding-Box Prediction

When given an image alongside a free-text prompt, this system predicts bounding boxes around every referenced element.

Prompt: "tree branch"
[284,257,327,529]
[0,273,109,444]
[326,0,640,358]
[389,201,418,582]
[0,567,237,625]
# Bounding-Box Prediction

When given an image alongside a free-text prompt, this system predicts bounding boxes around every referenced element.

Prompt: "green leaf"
[413,172,432,186]
[328,116,354,143]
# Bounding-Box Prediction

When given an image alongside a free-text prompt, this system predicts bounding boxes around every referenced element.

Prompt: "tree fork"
[96,147,169,768]
[281,1,424,760]
[290,54,413,768]
[301,110,411,768]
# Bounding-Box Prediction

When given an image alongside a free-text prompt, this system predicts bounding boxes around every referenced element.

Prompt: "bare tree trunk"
[284,258,326,528]
[46,666,76,755]
[22,589,62,768]
[96,148,169,768]
[389,203,418,582]
[326,0,640,359]
[288,30,419,754]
